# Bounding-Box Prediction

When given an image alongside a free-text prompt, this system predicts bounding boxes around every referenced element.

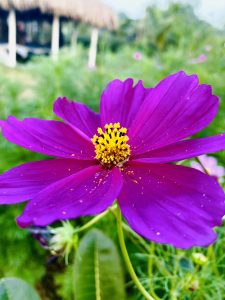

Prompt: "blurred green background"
[0,2,225,299]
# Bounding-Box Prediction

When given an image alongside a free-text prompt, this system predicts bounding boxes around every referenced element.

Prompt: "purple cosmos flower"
[133,52,142,61]
[1,71,225,249]
[191,155,225,180]
[189,54,207,65]
[204,45,212,52]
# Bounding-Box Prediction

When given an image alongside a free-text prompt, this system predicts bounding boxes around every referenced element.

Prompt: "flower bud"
[49,221,78,263]
[192,252,208,266]
[188,278,200,291]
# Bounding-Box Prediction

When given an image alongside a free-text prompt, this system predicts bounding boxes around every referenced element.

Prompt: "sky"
[104,0,225,29]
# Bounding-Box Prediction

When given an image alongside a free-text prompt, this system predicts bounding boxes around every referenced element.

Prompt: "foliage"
[0,278,40,300]
[74,229,125,300]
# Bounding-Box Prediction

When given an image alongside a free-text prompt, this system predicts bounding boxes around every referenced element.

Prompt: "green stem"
[195,157,220,275]
[109,206,150,252]
[110,207,170,277]
[195,157,220,271]
[170,249,179,300]
[116,204,155,300]
[75,205,116,234]
[195,157,209,175]
[207,245,219,276]
[148,243,161,300]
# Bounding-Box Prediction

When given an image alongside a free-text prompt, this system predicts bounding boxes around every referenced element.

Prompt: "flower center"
[91,122,130,168]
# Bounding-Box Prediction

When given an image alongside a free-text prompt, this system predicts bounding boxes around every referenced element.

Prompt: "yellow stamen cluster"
[91,122,130,168]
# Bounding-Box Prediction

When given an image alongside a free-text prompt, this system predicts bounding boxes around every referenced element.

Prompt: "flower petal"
[118,162,225,248]
[1,116,94,159]
[129,71,219,155]
[17,165,123,227]
[0,159,94,204]
[133,133,225,163]
[100,79,151,128]
[53,97,101,138]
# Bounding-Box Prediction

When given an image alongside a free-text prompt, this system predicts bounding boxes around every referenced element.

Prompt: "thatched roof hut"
[40,0,117,30]
[0,0,38,11]
[0,0,118,67]
[0,0,118,30]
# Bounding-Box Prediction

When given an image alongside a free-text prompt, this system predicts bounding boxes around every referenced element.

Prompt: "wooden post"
[71,24,78,48]
[88,27,99,69]
[8,9,16,67]
[51,14,60,60]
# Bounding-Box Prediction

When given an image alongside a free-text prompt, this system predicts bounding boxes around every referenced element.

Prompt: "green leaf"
[74,229,126,300]
[0,278,40,300]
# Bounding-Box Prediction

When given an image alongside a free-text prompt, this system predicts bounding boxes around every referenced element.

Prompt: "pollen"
[91,122,131,168]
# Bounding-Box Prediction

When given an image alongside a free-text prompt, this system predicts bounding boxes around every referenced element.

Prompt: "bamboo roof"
[0,0,38,10]
[0,0,118,29]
